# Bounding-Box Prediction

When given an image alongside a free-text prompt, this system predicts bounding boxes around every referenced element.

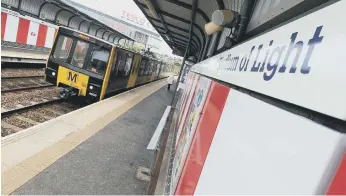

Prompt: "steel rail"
[1,98,64,118]
[1,76,44,79]
[1,84,54,93]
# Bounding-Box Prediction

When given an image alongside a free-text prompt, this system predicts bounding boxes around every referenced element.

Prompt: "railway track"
[1,80,71,137]
[1,68,44,78]
[1,98,64,117]
[1,67,82,137]
[1,75,53,92]
[1,84,54,93]
[1,99,81,137]
[1,75,43,79]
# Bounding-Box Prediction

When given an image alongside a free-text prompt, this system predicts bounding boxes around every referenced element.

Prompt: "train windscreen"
[52,34,110,77]
[87,47,110,76]
[53,35,73,61]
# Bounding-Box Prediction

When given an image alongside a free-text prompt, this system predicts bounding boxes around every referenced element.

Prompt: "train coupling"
[60,87,78,99]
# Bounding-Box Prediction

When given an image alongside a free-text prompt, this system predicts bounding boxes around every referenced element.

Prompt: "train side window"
[133,58,140,74]
[71,40,89,68]
[53,35,73,61]
[131,57,136,74]
[87,46,110,76]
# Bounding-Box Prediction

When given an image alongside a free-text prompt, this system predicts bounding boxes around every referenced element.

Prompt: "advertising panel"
[170,76,212,194]
[176,73,199,146]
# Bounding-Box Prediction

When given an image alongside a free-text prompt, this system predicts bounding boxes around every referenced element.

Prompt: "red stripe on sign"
[327,152,346,195]
[36,24,48,47]
[16,18,30,44]
[175,82,230,195]
[1,12,7,40]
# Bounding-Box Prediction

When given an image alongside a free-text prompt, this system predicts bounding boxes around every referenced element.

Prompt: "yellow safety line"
[1,80,166,195]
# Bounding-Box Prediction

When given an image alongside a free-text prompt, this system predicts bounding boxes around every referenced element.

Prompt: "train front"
[45,27,112,102]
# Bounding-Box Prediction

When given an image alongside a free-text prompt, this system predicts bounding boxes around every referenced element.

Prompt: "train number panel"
[57,66,89,96]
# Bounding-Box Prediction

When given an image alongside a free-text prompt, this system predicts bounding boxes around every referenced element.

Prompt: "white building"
[62,0,164,54]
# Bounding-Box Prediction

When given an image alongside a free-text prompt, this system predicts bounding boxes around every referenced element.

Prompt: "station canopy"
[1,0,133,44]
[134,0,249,61]
[135,0,330,63]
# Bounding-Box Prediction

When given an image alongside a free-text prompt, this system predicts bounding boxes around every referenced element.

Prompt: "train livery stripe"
[36,24,48,47]
[26,21,40,45]
[4,14,19,42]
[327,153,346,195]
[1,12,7,40]
[175,82,230,195]
[127,54,141,88]
[16,18,30,44]
[100,46,116,100]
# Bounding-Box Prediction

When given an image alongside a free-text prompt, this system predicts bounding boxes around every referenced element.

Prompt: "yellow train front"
[45,27,171,102]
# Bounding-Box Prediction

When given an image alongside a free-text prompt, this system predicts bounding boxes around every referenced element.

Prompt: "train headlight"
[52,72,56,76]
[89,85,93,90]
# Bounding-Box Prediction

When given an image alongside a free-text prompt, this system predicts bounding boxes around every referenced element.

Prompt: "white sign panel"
[192,1,346,120]
[195,90,345,194]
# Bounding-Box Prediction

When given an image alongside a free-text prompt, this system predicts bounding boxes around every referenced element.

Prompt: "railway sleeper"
[15,116,39,125]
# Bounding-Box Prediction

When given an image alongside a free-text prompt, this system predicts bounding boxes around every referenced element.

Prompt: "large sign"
[191,1,346,120]
[121,10,155,31]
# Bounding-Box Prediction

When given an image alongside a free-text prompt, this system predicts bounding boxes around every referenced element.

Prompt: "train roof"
[58,26,167,63]
[59,26,117,47]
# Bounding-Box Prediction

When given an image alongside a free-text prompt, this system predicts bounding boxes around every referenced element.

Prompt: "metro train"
[45,27,172,102]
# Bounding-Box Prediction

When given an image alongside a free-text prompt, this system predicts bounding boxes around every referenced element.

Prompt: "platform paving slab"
[2,80,165,195]
[12,83,175,195]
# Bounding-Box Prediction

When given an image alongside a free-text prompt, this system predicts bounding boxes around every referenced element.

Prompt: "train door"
[145,59,153,82]
[156,61,161,78]
[157,62,163,78]
[135,57,148,85]
[106,48,134,93]
[127,54,141,88]
[150,61,158,81]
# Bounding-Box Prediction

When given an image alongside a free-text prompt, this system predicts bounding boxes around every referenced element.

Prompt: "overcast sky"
[71,0,174,56]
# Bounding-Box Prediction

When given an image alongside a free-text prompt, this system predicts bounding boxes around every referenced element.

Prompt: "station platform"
[1,80,175,195]
[1,47,48,64]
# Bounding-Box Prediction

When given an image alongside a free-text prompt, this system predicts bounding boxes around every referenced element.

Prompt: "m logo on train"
[67,72,78,83]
